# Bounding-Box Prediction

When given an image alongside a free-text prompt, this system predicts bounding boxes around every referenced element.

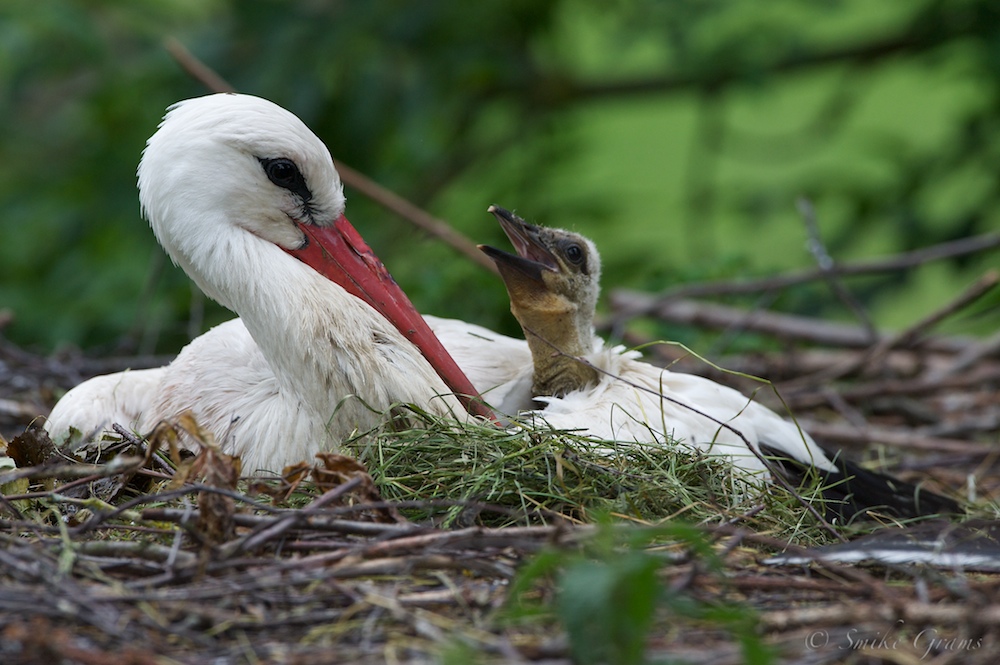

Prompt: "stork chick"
[480,210,600,397]
[479,205,960,520]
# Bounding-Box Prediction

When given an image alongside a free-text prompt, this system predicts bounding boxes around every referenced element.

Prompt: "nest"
[3,229,1000,662]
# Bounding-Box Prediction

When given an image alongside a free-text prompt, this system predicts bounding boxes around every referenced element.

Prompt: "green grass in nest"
[347,407,832,544]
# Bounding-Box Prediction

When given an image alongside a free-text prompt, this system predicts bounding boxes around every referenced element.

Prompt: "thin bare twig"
[0,455,143,485]
[790,270,999,385]
[163,37,235,94]
[866,270,999,365]
[797,197,877,343]
[796,420,995,456]
[163,37,496,274]
[611,231,1000,322]
[606,294,974,352]
[335,163,499,274]
[926,326,1000,382]
[218,475,365,559]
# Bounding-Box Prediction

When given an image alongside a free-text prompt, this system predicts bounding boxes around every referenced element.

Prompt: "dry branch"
[791,270,999,384]
[612,231,1000,310]
[798,197,878,343]
[796,420,995,457]
[1,446,998,663]
[163,37,496,274]
[761,601,1000,630]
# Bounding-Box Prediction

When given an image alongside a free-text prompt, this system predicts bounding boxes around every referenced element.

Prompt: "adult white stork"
[479,206,960,520]
[46,93,496,473]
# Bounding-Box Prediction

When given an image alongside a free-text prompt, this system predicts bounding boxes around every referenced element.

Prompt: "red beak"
[287,214,496,422]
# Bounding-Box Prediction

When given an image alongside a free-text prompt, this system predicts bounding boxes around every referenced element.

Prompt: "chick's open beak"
[487,205,559,270]
[481,205,563,307]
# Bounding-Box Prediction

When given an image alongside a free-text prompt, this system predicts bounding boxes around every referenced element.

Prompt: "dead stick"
[327,553,510,579]
[164,37,235,94]
[164,37,496,274]
[335,163,498,274]
[798,197,877,343]
[926,326,1000,381]
[794,270,999,384]
[145,508,589,546]
[218,475,365,559]
[615,231,1000,314]
[69,540,198,567]
[865,269,999,366]
[111,423,174,474]
[396,583,499,607]
[761,601,1000,630]
[785,364,1000,408]
[143,508,414,535]
[0,456,143,485]
[607,294,974,352]
[798,420,994,456]
[708,524,903,605]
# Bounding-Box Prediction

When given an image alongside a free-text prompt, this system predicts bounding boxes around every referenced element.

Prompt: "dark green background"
[3,0,999,357]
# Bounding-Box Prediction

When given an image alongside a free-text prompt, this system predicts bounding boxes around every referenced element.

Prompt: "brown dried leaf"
[194,447,241,546]
[156,411,241,546]
[7,424,57,468]
[311,452,370,493]
[147,420,187,473]
[247,461,311,503]
[311,452,406,524]
[282,461,312,486]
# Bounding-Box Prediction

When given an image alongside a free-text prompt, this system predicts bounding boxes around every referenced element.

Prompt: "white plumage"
[47,93,468,473]
[424,315,533,406]
[478,206,838,481]
[510,341,832,477]
[478,206,959,518]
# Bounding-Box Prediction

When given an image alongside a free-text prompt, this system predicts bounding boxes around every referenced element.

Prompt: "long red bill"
[287,214,496,422]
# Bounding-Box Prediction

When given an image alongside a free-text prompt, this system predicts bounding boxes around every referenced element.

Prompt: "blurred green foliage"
[2,0,1000,356]
[504,519,773,664]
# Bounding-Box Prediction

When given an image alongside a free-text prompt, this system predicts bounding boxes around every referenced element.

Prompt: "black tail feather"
[760,444,962,522]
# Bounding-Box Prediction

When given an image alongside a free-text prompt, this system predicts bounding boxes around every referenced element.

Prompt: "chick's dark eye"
[564,243,584,264]
[259,157,312,202]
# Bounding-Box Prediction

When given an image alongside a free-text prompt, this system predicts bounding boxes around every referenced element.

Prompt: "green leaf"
[557,551,660,665]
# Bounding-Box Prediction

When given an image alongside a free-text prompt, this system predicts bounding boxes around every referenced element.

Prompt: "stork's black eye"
[259,157,312,202]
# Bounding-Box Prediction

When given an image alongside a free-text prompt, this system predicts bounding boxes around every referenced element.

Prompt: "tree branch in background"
[334,163,498,274]
[164,37,497,275]
[795,420,993,457]
[164,37,235,94]
[865,271,999,362]
[806,270,1000,384]
[928,327,1000,382]
[606,294,973,353]
[797,197,877,344]
[609,231,1000,324]
[556,12,975,104]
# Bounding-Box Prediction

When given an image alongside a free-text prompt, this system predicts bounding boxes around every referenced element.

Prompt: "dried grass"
[349,407,835,546]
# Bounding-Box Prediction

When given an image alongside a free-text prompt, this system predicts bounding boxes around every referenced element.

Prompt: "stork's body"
[47,94,475,474]
[48,314,526,472]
